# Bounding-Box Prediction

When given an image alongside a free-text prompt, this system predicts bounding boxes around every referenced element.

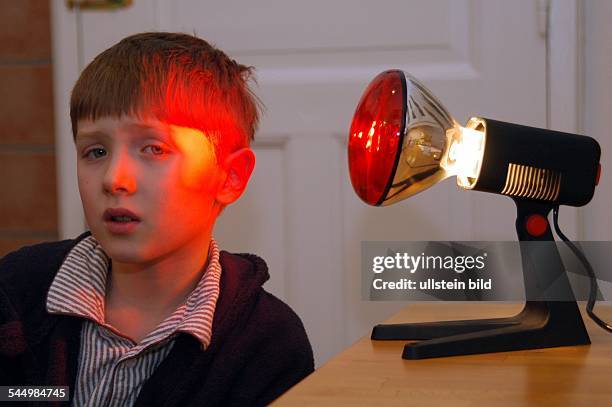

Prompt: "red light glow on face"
[348,70,406,205]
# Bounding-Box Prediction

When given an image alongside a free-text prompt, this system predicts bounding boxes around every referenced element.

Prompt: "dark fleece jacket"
[0,232,314,406]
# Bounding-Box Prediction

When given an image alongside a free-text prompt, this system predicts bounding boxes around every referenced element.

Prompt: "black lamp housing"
[469,117,600,207]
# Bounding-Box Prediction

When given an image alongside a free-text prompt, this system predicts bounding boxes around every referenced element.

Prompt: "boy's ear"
[216,148,256,205]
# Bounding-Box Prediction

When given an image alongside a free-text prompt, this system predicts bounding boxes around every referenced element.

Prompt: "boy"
[0,32,314,406]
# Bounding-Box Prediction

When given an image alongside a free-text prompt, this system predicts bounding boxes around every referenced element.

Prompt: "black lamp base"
[371,300,590,359]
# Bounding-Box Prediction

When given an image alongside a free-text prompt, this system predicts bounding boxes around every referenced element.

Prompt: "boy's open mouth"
[103,208,141,234]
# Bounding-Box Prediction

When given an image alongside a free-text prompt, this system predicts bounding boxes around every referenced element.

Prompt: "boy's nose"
[103,153,137,195]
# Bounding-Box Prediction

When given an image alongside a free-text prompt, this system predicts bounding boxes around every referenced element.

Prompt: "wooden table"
[275,303,612,406]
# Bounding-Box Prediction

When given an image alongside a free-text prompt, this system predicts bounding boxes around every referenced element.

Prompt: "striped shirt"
[46,235,222,406]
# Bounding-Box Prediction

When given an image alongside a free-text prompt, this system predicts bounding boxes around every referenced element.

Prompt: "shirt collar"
[46,235,222,348]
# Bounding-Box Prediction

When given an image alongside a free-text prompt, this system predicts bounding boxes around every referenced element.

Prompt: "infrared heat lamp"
[348,70,605,359]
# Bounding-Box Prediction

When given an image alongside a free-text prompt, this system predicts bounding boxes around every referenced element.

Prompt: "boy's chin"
[92,232,151,264]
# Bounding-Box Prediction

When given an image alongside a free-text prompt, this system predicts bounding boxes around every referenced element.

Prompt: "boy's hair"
[70,32,261,160]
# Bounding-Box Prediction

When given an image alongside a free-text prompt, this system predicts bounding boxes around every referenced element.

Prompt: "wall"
[0,1,58,257]
[583,0,612,240]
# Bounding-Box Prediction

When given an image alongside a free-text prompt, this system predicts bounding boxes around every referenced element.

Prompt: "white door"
[52,0,555,366]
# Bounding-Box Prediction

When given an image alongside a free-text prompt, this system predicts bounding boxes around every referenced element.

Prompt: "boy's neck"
[104,232,213,322]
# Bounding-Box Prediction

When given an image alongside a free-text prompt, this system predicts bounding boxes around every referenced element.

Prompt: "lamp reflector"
[348,70,405,205]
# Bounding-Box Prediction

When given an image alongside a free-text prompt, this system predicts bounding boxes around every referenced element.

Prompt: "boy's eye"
[84,148,106,159]
[143,145,166,155]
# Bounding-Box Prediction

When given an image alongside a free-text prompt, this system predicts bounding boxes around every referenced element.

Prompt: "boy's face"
[76,115,224,264]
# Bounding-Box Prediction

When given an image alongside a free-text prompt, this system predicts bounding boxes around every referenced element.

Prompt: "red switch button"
[525,214,548,237]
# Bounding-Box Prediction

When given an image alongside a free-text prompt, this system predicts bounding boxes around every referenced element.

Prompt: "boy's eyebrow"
[76,123,172,141]
[124,123,172,138]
